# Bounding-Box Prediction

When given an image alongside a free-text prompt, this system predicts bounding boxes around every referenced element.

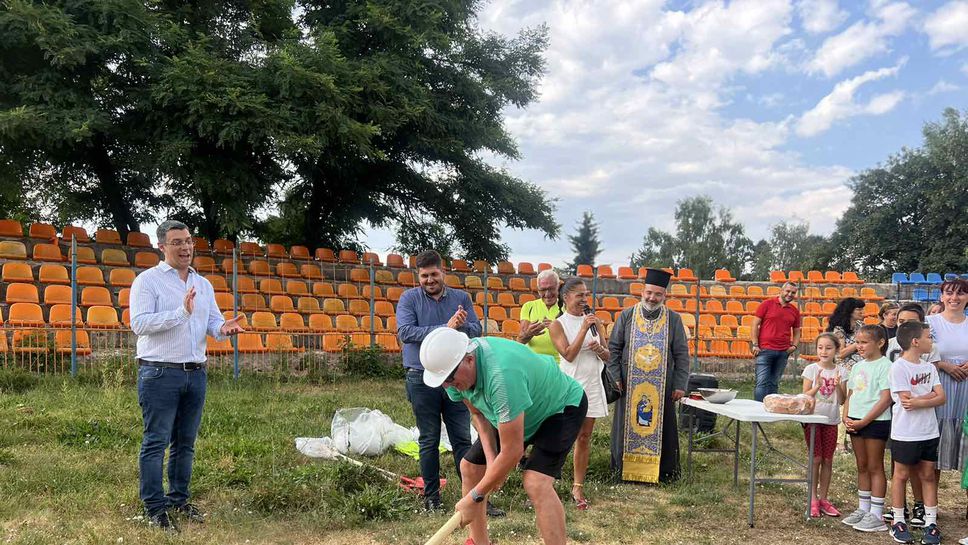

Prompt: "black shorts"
[847,419,891,441]
[891,437,940,466]
[463,394,588,479]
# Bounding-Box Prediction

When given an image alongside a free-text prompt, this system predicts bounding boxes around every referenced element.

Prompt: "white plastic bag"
[330,407,417,456]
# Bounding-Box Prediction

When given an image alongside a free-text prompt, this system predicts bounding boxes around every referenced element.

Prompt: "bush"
[0,369,40,393]
[339,343,402,379]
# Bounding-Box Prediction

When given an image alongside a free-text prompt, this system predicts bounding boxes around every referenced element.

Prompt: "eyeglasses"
[444,362,461,384]
[163,239,195,247]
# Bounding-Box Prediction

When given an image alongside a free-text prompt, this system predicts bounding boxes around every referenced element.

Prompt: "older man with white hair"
[606,268,690,484]
[517,269,562,360]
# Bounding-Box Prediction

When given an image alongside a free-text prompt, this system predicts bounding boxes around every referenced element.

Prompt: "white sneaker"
[853,512,888,532]
[843,509,867,526]
[957,537,968,545]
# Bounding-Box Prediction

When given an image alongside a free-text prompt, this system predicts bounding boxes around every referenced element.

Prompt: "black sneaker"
[891,521,913,544]
[486,501,506,518]
[423,496,443,512]
[172,503,205,524]
[921,523,941,545]
[147,511,179,534]
[885,510,894,523]
[910,503,925,528]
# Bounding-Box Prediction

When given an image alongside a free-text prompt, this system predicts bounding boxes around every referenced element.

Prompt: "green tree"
[566,211,602,273]
[830,108,968,280]
[631,196,753,279]
[750,220,834,278]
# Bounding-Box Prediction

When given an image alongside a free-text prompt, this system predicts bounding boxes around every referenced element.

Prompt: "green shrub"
[339,343,402,379]
[0,369,40,393]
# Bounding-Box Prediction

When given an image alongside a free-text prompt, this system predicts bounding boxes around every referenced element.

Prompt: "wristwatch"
[469,488,485,503]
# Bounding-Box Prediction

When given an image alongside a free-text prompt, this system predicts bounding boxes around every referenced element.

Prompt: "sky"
[359,0,968,268]
[135,0,968,269]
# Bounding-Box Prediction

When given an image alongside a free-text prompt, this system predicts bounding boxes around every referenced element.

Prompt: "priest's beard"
[642,302,662,317]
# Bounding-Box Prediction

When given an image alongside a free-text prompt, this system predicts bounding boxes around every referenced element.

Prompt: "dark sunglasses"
[443,361,461,384]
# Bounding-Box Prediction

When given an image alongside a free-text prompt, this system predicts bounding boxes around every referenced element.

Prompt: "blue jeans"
[405,369,472,501]
[754,349,790,402]
[137,365,207,515]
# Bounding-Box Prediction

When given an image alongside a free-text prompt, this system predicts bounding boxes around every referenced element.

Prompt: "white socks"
[893,507,906,524]
[859,490,871,512]
[925,505,938,526]
[871,497,885,518]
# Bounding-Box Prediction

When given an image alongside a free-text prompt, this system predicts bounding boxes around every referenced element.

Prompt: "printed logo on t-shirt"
[910,372,932,386]
[852,369,869,393]
[818,375,837,400]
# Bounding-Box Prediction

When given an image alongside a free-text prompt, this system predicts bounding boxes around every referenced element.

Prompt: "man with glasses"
[517,269,562,360]
[130,220,244,532]
[420,328,586,545]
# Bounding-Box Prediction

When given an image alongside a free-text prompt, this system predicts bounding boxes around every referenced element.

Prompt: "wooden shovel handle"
[423,511,463,545]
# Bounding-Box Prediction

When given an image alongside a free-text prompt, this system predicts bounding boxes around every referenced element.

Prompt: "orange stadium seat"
[12,329,48,353]
[290,245,311,260]
[55,330,91,355]
[398,271,417,286]
[362,285,385,301]
[705,300,725,314]
[508,278,527,292]
[488,307,508,322]
[803,286,821,299]
[362,252,382,266]
[6,283,38,304]
[576,265,593,278]
[747,286,764,299]
[339,250,360,264]
[323,298,346,314]
[32,243,63,262]
[823,287,841,300]
[276,262,300,278]
[842,271,863,284]
[487,277,506,291]
[270,295,296,313]
[234,276,257,294]
[193,237,210,252]
[8,303,45,327]
[267,333,302,352]
[601,297,622,311]
[87,305,120,328]
[348,300,370,316]
[126,232,151,247]
[473,260,492,274]
[464,276,484,290]
[44,285,71,305]
[28,223,57,240]
[387,287,405,302]
[475,292,495,306]
[37,263,71,284]
[121,308,130,327]
[618,267,637,280]
[286,280,309,297]
[807,270,825,284]
[335,314,360,332]
[297,297,322,314]
[375,270,395,285]
[519,294,536,305]
[239,242,263,257]
[118,288,130,308]
[94,229,122,245]
[248,260,271,277]
[81,286,112,307]
[497,262,515,275]
[725,301,745,315]
[338,284,362,300]
[101,248,129,266]
[720,314,739,329]
[629,282,644,296]
[266,243,288,259]
[788,270,805,283]
[518,262,536,275]
[729,286,747,299]
[0,241,27,260]
[76,267,105,286]
[597,265,616,279]
[714,269,736,283]
[135,251,160,268]
[361,316,385,332]
[250,312,279,331]
[2,262,33,283]
[213,239,235,254]
[861,287,883,301]
[206,336,233,356]
[109,269,136,287]
[746,301,760,314]
[205,275,229,292]
[769,271,787,283]
[309,314,334,332]
[497,292,516,307]
[445,275,462,289]
[61,225,90,243]
[67,246,96,265]
[313,282,335,298]
[348,268,369,283]
[241,294,268,312]
[502,320,521,338]
[193,256,218,273]
[677,268,698,282]
[841,287,859,298]
[824,271,842,283]
[386,254,405,268]
[667,299,684,312]
[315,248,337,262]
[709,285,727,298]
[0,219,23,237]
[538,263,552,272]
[864,303,879,317]
[300,264,323,280]
[260,279,284,295]
[49,305,83,328]
[451,259,471,272]
[237,333,267,354]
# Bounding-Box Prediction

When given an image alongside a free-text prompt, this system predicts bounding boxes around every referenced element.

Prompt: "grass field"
[3,362,968,545]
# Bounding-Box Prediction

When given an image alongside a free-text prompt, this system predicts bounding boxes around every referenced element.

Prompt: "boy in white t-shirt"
[888,321,946,545]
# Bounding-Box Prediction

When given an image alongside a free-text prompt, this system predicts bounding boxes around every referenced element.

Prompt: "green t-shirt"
[846,356,892,421]
[446,336,584,440]
[519,299,561,361]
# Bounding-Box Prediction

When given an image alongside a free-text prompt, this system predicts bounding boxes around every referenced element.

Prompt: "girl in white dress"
[548,277,609,510]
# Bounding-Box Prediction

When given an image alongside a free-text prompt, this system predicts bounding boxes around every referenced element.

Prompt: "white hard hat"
[420,328,472,387]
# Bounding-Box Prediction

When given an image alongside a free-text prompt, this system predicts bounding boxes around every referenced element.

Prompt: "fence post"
[692,278,700,372]
[369,261,375,348]
[482,265,489,335]
[232,248,240,380]
[591,267,598,309]
[70,235,78,377]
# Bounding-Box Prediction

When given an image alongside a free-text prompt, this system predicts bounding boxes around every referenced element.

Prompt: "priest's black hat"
[643,268,673,289]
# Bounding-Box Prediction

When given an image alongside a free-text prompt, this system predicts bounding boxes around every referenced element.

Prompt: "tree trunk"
[89,133,140,238]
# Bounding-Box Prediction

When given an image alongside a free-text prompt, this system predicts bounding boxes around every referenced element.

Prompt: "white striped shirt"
[130,262,226,363]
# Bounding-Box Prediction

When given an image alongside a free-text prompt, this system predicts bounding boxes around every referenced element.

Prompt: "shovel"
[423,511,463,545]
[313,440,447,493]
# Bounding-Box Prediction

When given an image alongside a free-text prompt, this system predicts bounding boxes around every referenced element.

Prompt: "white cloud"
[923,1,968,53]
[806,1,915,77]
[927,80,960,95]
[797,61,906,136]
[797,0,849,34]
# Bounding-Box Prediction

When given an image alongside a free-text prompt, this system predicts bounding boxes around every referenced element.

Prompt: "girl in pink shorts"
[802,332,849,517]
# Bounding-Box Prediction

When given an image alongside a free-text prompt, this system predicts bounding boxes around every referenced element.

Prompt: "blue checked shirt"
[396,286,481,371]
[130,262,227,363]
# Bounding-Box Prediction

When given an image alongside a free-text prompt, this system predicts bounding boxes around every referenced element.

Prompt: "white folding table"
[680,398,828,527]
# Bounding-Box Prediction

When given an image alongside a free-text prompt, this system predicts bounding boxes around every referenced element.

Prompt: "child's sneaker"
[810,499,821,518]
[819,499,841,517]
[843,509,867,526]
[921,523,941,545]
[891,521,914,544]
[853,512,889,532]
[885,510,894,523]
[910,504,925,528]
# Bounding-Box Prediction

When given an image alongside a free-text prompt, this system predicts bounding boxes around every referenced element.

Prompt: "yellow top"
[519,299,562,361]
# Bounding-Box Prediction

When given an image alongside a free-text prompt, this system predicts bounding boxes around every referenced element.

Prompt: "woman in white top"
[548,277,609,510]
[928,278,968,474]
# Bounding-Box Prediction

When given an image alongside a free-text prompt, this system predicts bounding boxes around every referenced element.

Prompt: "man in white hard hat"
[421,328,587,545]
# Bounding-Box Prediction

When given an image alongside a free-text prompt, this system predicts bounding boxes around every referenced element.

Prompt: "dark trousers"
[138,365,207,515]
[754,349,790,402]
[405,369,472,500]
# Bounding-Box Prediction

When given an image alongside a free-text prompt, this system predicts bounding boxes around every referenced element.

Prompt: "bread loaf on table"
[763,393,815,415]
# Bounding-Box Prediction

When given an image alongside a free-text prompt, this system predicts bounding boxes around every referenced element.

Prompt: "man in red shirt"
[751,282,801,401]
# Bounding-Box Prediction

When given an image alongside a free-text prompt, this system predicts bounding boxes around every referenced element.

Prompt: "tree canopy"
[0,0,559,260]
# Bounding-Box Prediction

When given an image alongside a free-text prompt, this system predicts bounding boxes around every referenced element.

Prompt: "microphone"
[582,305,598,337]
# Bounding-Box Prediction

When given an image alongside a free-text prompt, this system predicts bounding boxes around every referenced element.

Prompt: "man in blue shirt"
[397,250,495,513]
